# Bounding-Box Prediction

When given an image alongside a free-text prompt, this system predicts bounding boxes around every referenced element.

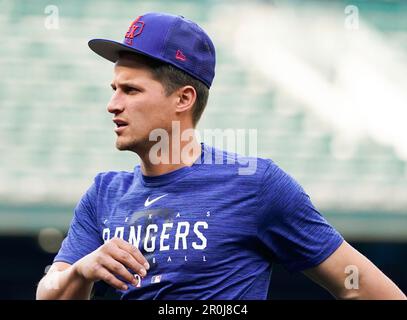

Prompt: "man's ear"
[175,85,196,113]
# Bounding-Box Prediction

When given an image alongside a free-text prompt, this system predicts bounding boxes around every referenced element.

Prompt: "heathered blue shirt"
[54,143,343,299]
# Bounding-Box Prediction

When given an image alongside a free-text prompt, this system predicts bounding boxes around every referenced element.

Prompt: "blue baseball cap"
[88,12,216,88]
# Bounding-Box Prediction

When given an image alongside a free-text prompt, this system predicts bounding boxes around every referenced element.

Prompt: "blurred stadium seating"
[0,0,406,298]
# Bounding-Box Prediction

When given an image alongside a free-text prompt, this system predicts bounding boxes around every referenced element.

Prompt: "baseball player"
[37,12,406,300]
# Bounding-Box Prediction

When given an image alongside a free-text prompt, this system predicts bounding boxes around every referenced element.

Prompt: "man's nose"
[107,92,125,114]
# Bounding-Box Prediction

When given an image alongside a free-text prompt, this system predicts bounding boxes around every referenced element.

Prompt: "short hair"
[118,52,209,126]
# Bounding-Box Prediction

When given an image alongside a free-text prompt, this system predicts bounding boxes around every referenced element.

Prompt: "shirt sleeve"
[257,160,344,272]
[53,177,103,265]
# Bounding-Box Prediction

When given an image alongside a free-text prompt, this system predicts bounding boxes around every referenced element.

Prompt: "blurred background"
[1,0,407,299]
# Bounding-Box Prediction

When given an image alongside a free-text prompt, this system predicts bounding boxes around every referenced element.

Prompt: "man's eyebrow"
[111,81,143,88]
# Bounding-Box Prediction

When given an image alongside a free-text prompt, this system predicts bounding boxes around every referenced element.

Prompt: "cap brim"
[88,38,157,63]
[88,38,211,88]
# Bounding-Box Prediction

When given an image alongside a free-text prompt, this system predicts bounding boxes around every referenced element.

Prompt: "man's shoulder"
[93,167,137,189]
[205,144,276,177]
[206,145,302,196]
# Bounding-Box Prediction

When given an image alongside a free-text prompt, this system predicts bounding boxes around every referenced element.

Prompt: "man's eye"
[124,87,139,94]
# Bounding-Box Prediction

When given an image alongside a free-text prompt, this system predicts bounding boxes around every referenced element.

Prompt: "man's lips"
[114,125,128,134]
[113,118,129,134]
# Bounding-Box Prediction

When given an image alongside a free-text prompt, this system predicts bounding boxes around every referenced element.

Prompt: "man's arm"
[303,241,407,300]
[37,262,93,300]
[36,237,150,300]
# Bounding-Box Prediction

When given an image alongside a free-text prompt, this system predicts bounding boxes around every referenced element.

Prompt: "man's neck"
[139,136,202,177]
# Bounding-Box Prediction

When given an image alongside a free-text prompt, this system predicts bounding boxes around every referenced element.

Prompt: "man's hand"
[37,237,150,299]
[73,237,150,291]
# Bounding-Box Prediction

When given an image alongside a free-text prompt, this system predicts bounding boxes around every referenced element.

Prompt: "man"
[37,12,406,300]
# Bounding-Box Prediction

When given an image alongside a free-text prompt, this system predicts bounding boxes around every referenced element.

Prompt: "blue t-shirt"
[54,143,343,299]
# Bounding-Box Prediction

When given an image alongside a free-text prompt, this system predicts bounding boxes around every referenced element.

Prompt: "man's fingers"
[97,267,129,291]
[102,257,139,286]
[110,247,148,278]
[117,239,150,269]
[114,239,150,270]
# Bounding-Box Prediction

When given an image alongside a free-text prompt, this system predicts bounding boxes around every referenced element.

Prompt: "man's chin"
[115,139,132,151]
[115,138,141,152]
[115,144,128,151]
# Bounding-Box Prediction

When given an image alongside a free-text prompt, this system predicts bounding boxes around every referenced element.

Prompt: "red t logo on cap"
[125,16,145,45]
